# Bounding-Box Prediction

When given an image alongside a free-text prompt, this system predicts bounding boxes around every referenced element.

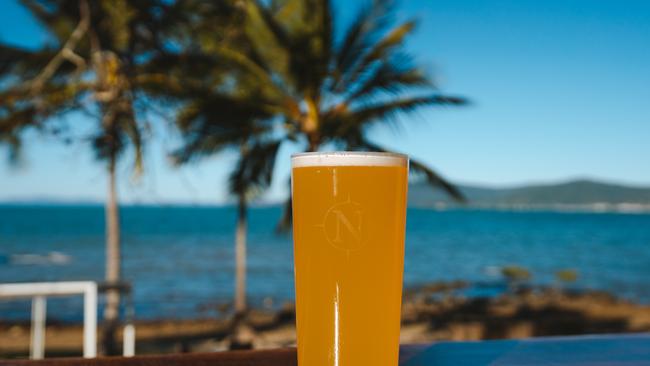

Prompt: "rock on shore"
[1,284,649,358]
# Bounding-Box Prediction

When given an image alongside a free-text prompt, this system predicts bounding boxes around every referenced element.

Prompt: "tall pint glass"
[291,152,409,366]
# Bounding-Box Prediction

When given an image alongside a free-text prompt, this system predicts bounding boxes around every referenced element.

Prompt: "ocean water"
[1,205,649,321]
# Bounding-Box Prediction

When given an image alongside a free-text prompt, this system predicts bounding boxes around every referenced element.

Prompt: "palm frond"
[361,20,416,68]
[344,55,429,103]
[19,0,55,26]
[172,133,237,165]
[19,0,69,42]
[348,139,465,202]
[135,53,231,98]
[242,1,292,86]
[409,158,465,202]
[171,94,274,164]
[116,100,144,176]
[333,0,394,90]
[274,0,307,31]
[0,45,73,82]
[326,95,467,138]
[0,103,40,137]
[320,0,333,66]
[276,177,293,232]
[339,20,416,91]
[210,46,284,98]
[296,0,334,97]
[0,81,91,138]
[0,133,22,165]
[0,45,37,75]
[252,0,291,48]
[92,114,125,164]
[229,139,283,197]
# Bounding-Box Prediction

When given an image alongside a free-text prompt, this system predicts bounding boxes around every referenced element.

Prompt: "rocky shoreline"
[1,283,649,358]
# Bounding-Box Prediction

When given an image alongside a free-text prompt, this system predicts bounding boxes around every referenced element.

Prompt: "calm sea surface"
[1,205,649,321]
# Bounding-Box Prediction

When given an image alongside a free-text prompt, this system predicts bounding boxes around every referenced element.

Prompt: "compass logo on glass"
[319,197,366,251]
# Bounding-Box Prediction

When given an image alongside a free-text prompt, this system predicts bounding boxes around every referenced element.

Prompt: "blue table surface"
[404,333,650,366]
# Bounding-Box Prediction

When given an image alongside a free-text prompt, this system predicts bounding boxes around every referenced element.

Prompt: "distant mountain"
[409,179,650,212]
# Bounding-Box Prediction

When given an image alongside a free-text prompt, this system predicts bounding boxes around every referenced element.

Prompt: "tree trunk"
[230,193,253,350]
[234,194,247,316]
[304,97,320,152]
[307,132,320,153]
[103,156,121,355]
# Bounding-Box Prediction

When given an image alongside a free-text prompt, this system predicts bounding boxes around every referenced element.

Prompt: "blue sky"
[1,0,649,204]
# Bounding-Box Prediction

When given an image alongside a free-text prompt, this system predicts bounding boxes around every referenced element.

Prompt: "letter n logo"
[323,199,365,251]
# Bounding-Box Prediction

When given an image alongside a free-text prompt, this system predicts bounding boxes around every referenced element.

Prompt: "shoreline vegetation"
[424,203,650,214]
[4,178,650,213]
[2,282,649,358]
[408,179,650,213]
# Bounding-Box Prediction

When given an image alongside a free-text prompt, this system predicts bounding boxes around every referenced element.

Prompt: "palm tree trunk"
[234,193,247,316]
[103,155,121,355]
[230,193,253,350]
[304,98,321,152]
[307,132,320,153]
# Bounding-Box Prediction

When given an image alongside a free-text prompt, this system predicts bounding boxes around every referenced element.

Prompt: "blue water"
[1,205,649,321]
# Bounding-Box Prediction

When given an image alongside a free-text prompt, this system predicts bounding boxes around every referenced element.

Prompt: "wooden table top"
[2,334,649,366]
[0,346,424,366]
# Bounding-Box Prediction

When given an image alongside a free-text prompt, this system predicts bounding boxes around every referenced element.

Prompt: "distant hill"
[409,179,650,212]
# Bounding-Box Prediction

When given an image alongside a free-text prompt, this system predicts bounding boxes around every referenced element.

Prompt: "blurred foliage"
[0,0,467,211]
[556,269,578,283]
[1,0,468,200]
[0,0,217,354]
[0,0,197,173]
[168,0,468,230]
[501,265,532,283]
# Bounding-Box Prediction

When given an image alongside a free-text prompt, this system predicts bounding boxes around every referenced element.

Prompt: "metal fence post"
[83,282,98,358]
[30,295,47,359]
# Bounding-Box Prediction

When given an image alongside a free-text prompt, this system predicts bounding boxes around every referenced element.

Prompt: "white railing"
[0,281,97,359]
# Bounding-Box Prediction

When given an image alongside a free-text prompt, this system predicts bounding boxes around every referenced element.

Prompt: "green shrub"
[555,269,578,283]
[501,265,532,282]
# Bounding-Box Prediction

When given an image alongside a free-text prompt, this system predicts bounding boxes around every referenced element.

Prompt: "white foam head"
[291,151,408,167]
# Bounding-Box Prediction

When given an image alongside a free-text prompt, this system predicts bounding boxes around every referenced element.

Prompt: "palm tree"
[171,0,467,338]
[0,0,188,354]
[171,91,278,348]
[246,0,467,226]
[166,0,279,325]
[170,87,278,321]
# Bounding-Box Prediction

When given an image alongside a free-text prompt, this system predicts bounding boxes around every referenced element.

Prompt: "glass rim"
[291,151,407,159]
[291,151,408,167]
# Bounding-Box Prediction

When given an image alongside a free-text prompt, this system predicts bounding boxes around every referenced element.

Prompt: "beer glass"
[291,152,409,366]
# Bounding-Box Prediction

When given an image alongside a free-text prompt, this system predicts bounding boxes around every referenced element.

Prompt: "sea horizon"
[3,177,650,213]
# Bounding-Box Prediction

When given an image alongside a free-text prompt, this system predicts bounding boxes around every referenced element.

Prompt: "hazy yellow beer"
[291,152,408,366]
